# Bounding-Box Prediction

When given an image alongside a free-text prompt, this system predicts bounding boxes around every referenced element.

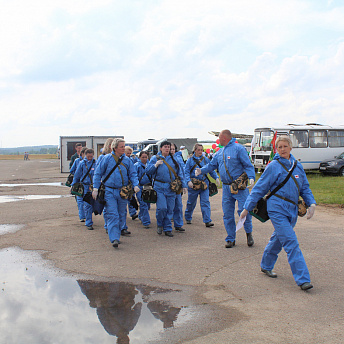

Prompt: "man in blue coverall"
[195,130,255,248]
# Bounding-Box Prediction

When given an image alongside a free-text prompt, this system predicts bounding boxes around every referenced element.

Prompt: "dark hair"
[159,141,171,149]
[139,151,149,157]
[85,148,94,155]
[75,143,82,148]
[80,147,88,155]
[171,142,178,151]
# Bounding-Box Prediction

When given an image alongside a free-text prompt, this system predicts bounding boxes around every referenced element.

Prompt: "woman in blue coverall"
[240,135,316,290]
[145,141,187,237]
[185,143,220,227]
[96,138,114,233]
[70,147,87,222]
[170,143,186,232]
[71,148,96,230]
[92,139,140,248]
[135,151,151,228]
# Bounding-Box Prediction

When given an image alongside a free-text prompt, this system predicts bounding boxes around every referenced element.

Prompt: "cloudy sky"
[1,0,343,148]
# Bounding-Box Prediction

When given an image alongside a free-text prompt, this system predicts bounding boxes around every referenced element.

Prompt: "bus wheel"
[339,167,344,177]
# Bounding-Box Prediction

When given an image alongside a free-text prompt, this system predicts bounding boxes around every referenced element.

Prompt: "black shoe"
[261,268,278,278]
[300,282,313,290]
[121,229,131,236]
[131,214,138,220]
[157,226,163,235]
[80,219,86,222]
[175,227,185,232]
[246,232,254,247]
[144,225,150,229]
[186,220,192,224]
[165,231,174,237]
[112,240,120,248]
[205,222,214,227]
[86,226,94,230]
[225,240,235,248]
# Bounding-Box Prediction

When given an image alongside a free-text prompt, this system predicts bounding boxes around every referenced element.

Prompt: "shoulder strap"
[192,157,208,181]
[222,150,234,182]
[102,156,124,184]
[81,160,94,183]
[276,160,300,194]
[157,156,178,180]
[266,161,298,199]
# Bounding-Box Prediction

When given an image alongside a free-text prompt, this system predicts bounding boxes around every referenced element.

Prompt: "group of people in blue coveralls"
[69,130,317,291]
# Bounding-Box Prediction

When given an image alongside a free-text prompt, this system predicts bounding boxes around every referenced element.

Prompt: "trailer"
[59,135,124,173]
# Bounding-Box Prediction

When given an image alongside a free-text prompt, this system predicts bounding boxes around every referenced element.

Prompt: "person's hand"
[240,209,249,220]
[195,168,201,176]
[92,189,98,200]
[306,204,316,219]
[183,188,188,194]
[248,179,255,188]
[134,186,140,193]
[188,181,193,189]
[155,160,163,168]
[216,178,221,187]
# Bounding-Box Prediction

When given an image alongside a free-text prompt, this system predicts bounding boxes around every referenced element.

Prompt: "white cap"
[180,145,185,149]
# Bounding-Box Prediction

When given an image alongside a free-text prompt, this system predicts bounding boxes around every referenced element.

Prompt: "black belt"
[155,179,168,183]
[274,194,298,206]
[105,185,122,190]
[222,182,232,185]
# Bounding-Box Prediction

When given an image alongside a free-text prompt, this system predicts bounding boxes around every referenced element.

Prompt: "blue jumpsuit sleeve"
[93,156,107,189]
[128,159,139,187]
[145,155,158,175]
[299,167,316,206]
[70,159,78,174]
[200,154,218,175]
[205,157,219,180]
[184,158,192,183]
[72,161,84,186]
[243,163,275,211]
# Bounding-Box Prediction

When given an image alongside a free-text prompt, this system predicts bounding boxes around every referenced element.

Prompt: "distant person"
[185,143,220,227]
[69,143,83,169]
[72,148,96,230]
[195,130,255,248]
[70,147,88,222]
[239,135,316,291]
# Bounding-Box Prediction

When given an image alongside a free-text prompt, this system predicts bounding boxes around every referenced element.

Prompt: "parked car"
[319,152,344,176]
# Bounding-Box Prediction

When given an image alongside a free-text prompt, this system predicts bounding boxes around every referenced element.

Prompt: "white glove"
[306,204,316,220]
[155,160,163,168]
[216,178,221,187]
[92,189,98,200]
[188,181,193,188]
[248,179,255,188]
[183,188,188,194]
[195,168,201,177]
[134,186,140,193]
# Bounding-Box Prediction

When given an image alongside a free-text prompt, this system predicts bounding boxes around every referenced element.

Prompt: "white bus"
[251,124,344,170]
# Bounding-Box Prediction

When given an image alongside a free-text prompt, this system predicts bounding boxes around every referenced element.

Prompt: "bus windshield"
[260,131,274,151]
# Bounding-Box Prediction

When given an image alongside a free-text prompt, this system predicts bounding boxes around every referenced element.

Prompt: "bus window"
[290,130,308,148]
[328,130,344,147]
[309,130,327,148]
[260,131,274,151]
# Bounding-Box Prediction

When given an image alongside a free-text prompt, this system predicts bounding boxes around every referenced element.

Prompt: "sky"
[1,0,344,148]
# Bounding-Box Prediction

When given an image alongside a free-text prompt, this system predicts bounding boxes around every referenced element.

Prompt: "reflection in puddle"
[0,195,71,203]
[0,248,192,343]
[0,224,25,235]
[0,182,65,187]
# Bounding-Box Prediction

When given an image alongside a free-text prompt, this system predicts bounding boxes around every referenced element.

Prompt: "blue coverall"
[72,157,96,228]
[146,153,187,232]
[200,138,255,242]
[93,152,139,243]
[70,157,85,221]
[185,154,218,224]
[243,153,316,286]
[173,151,185,228]
[95,154,108,231]
[135,161,151,227]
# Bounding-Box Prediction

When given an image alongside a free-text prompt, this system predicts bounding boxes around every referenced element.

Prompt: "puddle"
[0,248,194,344]
[0,224,25,235]
[0,182,65,187]
[0,195,71,203]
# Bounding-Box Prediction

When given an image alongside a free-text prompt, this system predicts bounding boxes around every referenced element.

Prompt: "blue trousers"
[128,197,137,217]
[81,190,93,227]
[261,211,311,286]
[155,182,176,232]
[185,187,211,223]
[76,196,85,220]
[105,188,128,242]
[173,194,184,228]
[137,188,151,226]
[222,185,252,242]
